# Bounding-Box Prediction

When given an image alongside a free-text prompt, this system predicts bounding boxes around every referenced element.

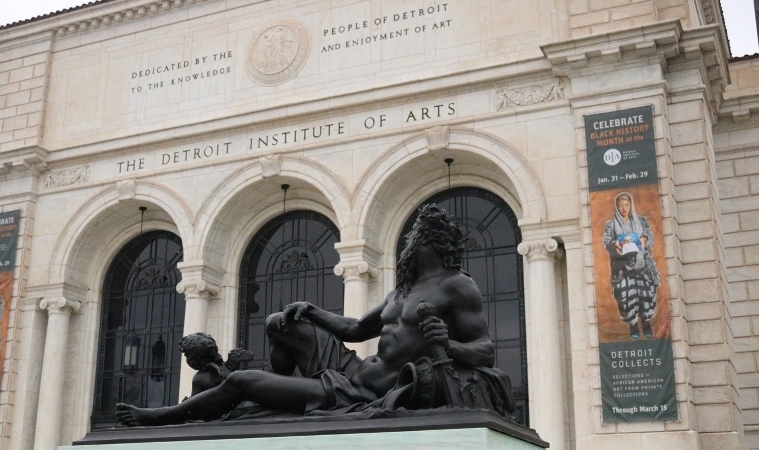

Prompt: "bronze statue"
[116,204,515,426]
[178,332,254,398]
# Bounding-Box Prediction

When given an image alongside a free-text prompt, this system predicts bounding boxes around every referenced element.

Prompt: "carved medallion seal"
[245,17,310,85]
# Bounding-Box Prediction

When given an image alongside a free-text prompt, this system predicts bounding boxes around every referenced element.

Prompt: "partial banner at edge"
[0,210,21,385]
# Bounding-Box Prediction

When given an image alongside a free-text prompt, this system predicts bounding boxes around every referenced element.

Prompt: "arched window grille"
[397,187,528,425]
[92,231,185,429]
[238,210,343,370]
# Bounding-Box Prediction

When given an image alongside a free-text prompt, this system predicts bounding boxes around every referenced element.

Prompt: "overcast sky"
[1,0,758,56]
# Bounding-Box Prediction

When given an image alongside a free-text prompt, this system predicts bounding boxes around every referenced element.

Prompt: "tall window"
[238,211,343,370]
[92,231,185,429]
[397,187,528,425]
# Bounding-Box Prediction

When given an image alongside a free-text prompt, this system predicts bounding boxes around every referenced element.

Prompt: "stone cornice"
[0,0,215,44]
[0,146,49,177]
[715,93,759,126]
[675,25,731,113]
[541,20,683,71]
[542,20,729,120]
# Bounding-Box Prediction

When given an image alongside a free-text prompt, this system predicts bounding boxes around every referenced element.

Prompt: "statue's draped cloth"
[224,324,515,421]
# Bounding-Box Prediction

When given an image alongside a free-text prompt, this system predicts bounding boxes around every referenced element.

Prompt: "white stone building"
[0,0,757,449]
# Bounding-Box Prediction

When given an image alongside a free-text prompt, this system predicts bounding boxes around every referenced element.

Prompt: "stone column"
[517,238,565,450]
[176,279,220,336]
[33,297,81,450]
[176,278,220,398]
[334,261,378,358]
[333,240,380,358]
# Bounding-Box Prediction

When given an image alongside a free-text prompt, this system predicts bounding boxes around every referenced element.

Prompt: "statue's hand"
[420,315,450,352]
[279,302,312,331]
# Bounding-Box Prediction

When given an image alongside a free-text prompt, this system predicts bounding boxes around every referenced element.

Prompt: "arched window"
[238,211,343,370]
[92,231,185,429]
[397,187,528,425]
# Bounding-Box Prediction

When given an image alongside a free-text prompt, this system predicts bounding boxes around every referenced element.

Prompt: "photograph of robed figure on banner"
[591,185,671,344]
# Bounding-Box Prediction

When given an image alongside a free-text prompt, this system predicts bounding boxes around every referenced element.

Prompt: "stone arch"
[353,127,545,270]
[48,180,195,288]
[195,156,352,278]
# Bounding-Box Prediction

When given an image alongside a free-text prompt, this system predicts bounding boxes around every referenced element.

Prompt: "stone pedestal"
[62,428,541,450]
[67,411,547,450]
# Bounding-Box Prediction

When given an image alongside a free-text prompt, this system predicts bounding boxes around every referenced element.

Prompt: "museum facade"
[0,0,757,449]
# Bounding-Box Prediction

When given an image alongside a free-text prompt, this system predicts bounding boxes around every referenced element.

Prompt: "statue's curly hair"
[178,332,223,371]
[396,204,465,297]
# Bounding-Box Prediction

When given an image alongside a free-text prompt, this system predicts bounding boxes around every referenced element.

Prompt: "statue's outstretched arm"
[279,297,385,342]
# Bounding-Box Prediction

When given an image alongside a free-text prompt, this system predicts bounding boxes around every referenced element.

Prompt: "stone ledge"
[73,409,548,448]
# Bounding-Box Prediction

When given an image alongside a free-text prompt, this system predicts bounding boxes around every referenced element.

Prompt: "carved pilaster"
[517,239,559,262]
[334,261,379,282]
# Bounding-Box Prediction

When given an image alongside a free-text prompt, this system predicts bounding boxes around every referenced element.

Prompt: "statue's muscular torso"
[348,269,480,396]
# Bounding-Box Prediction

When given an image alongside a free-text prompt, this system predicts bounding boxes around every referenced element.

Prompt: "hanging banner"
[0,209,21,385]
[585,106,678,422]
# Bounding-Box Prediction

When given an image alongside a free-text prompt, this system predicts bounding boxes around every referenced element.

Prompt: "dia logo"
[603,149,621,166]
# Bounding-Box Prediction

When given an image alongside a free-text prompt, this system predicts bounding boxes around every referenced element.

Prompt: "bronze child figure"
[178,332,254,398]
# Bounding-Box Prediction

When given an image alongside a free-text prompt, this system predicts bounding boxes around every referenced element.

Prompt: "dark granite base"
[74,409,548,448]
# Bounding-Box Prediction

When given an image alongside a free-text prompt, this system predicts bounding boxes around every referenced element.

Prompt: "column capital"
[39,297,81,315]
[176,279,221,299]
[334,261,379,282]
[517,238,559,262]
[176,260,224,300]
[27,281,87,312]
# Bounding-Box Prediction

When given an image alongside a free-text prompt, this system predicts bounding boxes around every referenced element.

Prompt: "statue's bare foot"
[115,403,162,427]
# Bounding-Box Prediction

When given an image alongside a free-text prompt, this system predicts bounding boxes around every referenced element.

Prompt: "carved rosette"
[39,297,81,316]
[334,261,379,282]
[245,17,310,85]
[517,239,559,262]
[176,279,221,300]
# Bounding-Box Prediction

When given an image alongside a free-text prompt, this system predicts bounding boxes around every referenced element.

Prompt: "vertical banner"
[0,210,21,384]
[585,106,678,422]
